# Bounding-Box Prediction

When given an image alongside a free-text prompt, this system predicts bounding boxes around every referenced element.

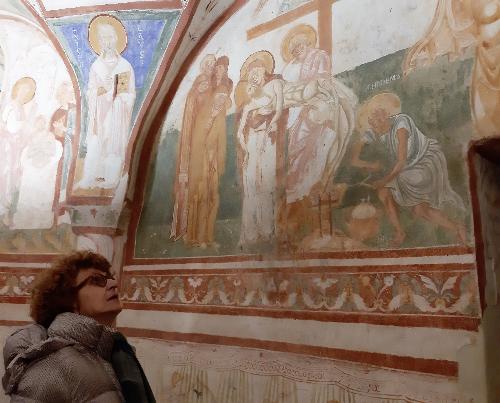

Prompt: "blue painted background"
[50,11,180,153]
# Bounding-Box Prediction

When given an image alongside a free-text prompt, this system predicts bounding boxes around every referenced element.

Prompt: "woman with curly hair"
[2,251,155,403]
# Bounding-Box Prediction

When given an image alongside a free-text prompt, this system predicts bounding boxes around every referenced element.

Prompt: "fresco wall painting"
[134,0,480,261]
[0,1,496,401]
[0,11,76,253]
[49,8,181,199]
[0,0,183,255]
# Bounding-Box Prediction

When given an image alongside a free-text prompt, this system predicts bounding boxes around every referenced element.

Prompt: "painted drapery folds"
[136,0,484,259]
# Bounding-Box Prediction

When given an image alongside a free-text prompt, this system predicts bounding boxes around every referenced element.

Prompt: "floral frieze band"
[120,266,479,319]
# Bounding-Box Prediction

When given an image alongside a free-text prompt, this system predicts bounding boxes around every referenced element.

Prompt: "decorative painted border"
[0,263,480,329]
[119,263,480,329]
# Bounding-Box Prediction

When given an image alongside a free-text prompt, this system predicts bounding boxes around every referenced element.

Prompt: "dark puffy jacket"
[2,312,124,402]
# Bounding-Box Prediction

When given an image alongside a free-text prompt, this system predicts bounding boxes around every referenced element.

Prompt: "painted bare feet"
[389,231,406,247]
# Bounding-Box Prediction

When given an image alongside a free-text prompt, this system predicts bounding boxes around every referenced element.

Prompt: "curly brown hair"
[30,251,111,327]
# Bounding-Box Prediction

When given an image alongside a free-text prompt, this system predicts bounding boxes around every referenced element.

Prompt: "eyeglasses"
[74,272,115,290]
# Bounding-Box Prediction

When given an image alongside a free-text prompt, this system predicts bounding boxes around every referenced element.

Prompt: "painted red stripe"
[119,326,459,377]
[122,262,475,275]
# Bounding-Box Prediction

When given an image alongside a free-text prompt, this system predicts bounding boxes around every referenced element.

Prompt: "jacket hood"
[3,323,47,369]
[2,312,115,395]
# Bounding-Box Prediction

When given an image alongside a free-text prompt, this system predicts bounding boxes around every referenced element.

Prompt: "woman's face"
[202,58,216,75]
[248,67,265,86]
[198,79,210,93]
[74,268,122,325]
[215,64,226,81]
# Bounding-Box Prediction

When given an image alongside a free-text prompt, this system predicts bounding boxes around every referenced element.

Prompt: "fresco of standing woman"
[235,51,288,247]
[171,54,231,248]
[351,92,466,246]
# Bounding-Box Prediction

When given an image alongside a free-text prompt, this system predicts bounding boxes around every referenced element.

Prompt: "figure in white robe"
[78,23,136,190]
[236,52,287,245]
[281,25,356,203]
[352,93,466,246]
[0,77,36,224]
[12,117,62,229]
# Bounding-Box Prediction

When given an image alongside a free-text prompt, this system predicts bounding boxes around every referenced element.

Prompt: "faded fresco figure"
[0,77,36,226]
[171,53,231,247]
[200,53,216,78]
[403,0,500,138]
[12,116,63,229]
[352,93,466,246]
[171,74,212,244]
[402,0,477,72]
[50,81,77,224]
[78,16,136,190]
[214,56,233,95]
[235,51,287,246]
[280,24,357,245]
[171,66,209,241]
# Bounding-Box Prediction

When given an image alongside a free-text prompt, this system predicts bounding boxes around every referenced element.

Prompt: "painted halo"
[239,50,275,81]
[281,24,318,63]
[88,14,128,55]
[11,76,36,104]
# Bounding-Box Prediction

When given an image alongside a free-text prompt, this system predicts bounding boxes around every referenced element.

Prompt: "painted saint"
[351,92,466,246]
[171,54,232,248]
[77,15,136,190]
[280,24,357,245]
[0,77,36,226]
